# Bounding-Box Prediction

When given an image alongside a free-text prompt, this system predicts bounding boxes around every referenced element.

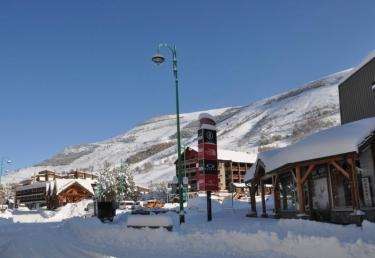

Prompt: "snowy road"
[1,207,375,258]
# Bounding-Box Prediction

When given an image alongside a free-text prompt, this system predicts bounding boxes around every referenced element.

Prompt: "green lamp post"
[152,43,185,224]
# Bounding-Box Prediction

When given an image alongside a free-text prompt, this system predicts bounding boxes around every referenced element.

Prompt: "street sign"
[198,143,217,160]
[198,160,218,174]
[197,113,218,192]
[198,174,219,192]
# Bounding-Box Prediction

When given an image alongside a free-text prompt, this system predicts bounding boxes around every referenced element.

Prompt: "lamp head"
[152,53,165,65]
[6,160,12,164]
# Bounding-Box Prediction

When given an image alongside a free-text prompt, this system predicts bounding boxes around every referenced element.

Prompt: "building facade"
[339,52,375,124]
[245,118,375,224]
[175,147,254,192]
[15,170,97,209]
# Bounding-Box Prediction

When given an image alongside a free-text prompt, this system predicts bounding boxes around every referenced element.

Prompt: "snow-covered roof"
[16,181,47,191]
[188,146,255,163]
[198,113,216,122]
[231,182,247,188]
[339,50,375,85]
[53,179,96,195]
[245,117,375,182]
[217,149,256,163]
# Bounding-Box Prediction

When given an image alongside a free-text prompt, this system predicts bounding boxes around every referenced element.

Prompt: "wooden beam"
[260,180,267,217]
[295,166,305,214]
[272,175,280,215]
[273,174,279,186]
[301,164,315,184]
[330,161,350,178]
[349,157,360,210]
[250,181,257,214]
[291,169,297,182]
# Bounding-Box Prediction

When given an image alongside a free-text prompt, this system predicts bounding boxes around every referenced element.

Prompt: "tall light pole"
[0,157,12,185]
[152,43,185,224]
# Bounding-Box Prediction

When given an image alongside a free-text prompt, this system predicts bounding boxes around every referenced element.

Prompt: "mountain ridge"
[4,69,351,186]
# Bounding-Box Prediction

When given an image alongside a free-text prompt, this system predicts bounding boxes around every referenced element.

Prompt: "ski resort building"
[339,52,375,124]
[245,117,375,224]
[175,147,255,192]
[15,170,97,209]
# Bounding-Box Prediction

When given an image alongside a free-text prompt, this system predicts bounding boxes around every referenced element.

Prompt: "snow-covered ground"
[1,198,375,258]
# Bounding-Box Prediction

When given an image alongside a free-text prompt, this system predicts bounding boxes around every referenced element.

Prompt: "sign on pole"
[197,113,218,221]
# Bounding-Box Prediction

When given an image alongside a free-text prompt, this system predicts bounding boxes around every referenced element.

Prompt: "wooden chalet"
[15,170,97,209]
[245,117,375,224]
[47,179,95,209]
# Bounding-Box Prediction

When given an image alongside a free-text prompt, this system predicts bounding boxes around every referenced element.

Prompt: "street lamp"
[0,157,12,185]
[152,43,185,224]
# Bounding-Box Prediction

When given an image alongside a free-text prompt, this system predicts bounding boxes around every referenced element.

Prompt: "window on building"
[278,173,297,211]
[311,165,331,210]
[358,145,375,207]
[330,163,352,208]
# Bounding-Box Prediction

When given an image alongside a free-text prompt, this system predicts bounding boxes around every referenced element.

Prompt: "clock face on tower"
[198,129,217,144]
[206,131,213,141]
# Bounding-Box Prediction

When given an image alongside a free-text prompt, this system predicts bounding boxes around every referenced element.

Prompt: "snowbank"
[48,199,93,222]
[0,209,13,219]
[187,196,222,212]
[4,199,93,223]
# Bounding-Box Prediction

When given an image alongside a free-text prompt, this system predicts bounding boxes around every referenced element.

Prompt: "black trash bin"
[97,201,116,222]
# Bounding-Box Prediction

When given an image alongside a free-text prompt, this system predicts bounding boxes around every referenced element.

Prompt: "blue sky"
[1,0,375,170]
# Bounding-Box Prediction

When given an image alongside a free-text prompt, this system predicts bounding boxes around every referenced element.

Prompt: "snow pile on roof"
[188,146,255,163]
[16,181,47,191]
[231,182,247,188]
[245,117,375,181]
[218,149,256,163]
[53,179,96,195]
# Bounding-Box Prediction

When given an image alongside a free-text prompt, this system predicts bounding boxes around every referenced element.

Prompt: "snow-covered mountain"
[4,69,351,186]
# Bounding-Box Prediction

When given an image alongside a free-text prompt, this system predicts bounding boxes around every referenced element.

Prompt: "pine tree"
[116,160,129,201]
[96,160,139,202]
[97,161,117,201]
[126,168,138,201]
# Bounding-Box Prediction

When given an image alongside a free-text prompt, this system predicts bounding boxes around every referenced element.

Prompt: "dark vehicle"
[97,201,117,222]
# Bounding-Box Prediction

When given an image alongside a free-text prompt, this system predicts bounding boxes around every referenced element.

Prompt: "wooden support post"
[296,166,305,214]
[348,158,360,210]
[247,181,257,217]
[272,175,280,217]
[260,180,267,217]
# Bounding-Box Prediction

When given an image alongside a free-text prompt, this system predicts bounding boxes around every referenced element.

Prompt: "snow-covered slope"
[4,69,351,186]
